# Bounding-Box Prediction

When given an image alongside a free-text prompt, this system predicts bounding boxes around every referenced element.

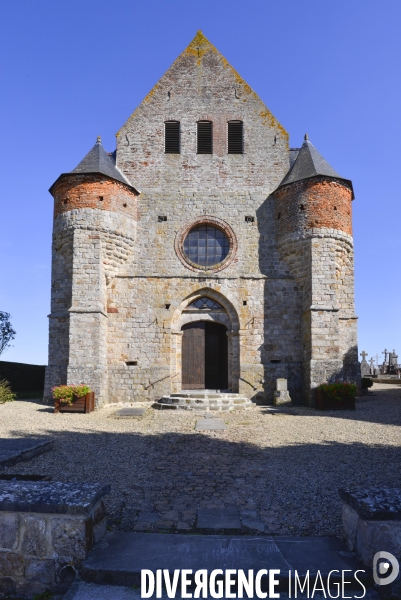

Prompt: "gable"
[116,31,289,192]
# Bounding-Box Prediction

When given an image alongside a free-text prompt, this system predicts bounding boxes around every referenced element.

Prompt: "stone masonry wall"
[116,31,289,192]
[105,187,304,405]
[45,204,138,405]
[0,482,108,596]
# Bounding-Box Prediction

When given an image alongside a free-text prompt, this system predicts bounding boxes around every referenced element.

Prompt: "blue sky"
[0,0,400,366]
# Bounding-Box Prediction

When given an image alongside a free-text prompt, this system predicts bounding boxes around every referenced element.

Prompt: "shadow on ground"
[4,415,400,538]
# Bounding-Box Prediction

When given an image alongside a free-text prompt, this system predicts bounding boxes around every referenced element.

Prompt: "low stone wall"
[0,481,110,596]
[339,487,401,566]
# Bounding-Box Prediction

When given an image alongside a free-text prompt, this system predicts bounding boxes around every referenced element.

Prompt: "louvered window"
[227,121,243,154]
[197,121,212,154]
[165,121,180,154]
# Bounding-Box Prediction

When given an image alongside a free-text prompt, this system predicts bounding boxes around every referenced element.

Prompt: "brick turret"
[45,138,139,406]
[273,136,359,405]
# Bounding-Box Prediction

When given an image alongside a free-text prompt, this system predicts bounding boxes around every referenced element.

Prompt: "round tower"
[45,137,139,407]
[273,135,358,405]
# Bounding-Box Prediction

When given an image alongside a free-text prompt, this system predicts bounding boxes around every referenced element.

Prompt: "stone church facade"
[45,31,359,408]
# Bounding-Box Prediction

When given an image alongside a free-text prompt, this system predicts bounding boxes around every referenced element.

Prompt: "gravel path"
[1,384,400,538]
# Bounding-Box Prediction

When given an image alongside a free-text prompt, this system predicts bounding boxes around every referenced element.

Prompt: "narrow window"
[197,121,212,154]
[165,121,180,154]
[228,121,243,154]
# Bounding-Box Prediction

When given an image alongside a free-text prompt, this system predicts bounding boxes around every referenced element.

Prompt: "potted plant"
[315,382,357,410]
[53,384,95,414]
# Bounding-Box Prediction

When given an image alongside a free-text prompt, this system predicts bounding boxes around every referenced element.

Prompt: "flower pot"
[315,389,355,410]
[54,392,95,414]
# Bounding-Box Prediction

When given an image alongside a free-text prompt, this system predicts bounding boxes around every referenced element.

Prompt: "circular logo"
[373,551,399,586]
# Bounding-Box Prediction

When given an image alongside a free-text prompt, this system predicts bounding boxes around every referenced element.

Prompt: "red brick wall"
[51,174,139,220]
[274,177,353,238]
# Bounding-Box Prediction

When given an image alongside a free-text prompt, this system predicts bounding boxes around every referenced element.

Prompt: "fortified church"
[45,32,359,409]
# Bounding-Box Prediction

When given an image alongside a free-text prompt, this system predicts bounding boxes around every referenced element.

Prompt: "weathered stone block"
[0,551,24,577]
[0,513,19,550]
[340,487,401,566]
[342,503,359,551]
[356,519,401,567]
[21,515,47,557]
[51,517,87,559]
[273,390,292,406]
[24,557,55,584]
[276,378,288,391]
[0,576,16,595]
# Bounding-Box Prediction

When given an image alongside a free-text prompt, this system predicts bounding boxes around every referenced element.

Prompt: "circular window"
[175,216,238,273]
[183,224,229,268]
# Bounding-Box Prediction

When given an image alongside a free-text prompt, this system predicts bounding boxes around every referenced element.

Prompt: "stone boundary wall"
[339,487,401,567]
[0,482,109,596]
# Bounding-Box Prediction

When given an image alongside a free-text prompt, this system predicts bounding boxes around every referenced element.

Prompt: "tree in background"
[0,311,16,355]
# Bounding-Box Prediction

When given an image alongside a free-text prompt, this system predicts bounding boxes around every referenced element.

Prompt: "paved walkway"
[1,384,400,537]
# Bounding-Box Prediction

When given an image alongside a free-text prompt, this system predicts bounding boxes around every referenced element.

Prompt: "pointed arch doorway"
[182,321,228,390]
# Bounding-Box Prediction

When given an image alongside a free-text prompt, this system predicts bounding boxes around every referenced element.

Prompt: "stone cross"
[383,349,389,364]
[360,351,368,361]
[369,358,375,372]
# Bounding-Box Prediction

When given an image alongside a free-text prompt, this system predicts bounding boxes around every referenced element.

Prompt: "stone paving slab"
[114,407,147,417]
[197,507,241,529]
[195,418,227,431]
[0,436,53,468]
[80,532,372,590]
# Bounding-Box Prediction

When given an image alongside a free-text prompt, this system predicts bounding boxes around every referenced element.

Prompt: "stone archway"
[170,288,240,393]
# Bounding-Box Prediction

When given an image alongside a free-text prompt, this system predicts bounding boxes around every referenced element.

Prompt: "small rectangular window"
[165,121,180,154]
[197,121,212,154]
[228,121,243,154]
[158,216,167,222]
[126,361,138,366]
[245,216,255,223]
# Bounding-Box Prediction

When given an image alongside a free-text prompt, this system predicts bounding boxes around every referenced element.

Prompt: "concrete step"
[80,532,373,589]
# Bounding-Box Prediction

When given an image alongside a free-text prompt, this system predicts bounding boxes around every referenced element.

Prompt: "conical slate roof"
[277,136,353,198]
[49,137,138,194]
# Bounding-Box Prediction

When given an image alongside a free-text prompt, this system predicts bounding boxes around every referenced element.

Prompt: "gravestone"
[273,378,292,406]
[360,351,370,377]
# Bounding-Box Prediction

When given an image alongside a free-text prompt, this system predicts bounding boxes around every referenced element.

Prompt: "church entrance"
[181,321,228,390]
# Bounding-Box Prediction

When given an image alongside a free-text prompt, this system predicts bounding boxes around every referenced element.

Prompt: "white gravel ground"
[1,383,400,538]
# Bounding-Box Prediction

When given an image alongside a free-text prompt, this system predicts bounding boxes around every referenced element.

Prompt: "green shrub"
[0,379,16,404]
[361,377,373,389]
[52,384,91,405]
[318,382,357,400]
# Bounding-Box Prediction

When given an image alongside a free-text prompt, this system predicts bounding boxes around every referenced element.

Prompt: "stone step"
[156,393,252,411]
[80,532,373,590]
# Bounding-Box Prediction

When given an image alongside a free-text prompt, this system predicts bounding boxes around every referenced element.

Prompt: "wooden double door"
[182,321,228,390]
